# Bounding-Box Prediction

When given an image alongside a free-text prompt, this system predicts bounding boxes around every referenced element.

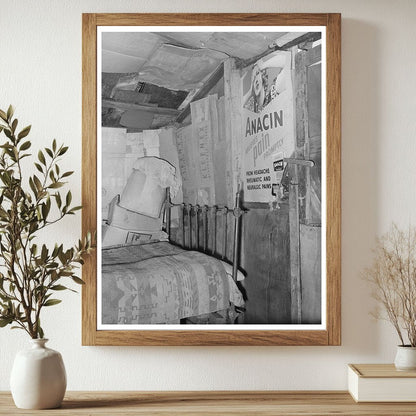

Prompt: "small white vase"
[10,338,67,409]
[394,345,416,371]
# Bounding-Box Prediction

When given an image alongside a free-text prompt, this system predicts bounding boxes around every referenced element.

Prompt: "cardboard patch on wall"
[120,110,154,129]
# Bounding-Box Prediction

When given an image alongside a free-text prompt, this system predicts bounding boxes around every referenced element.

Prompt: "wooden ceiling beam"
[176,62,224,124]
[102,99,180,116]
[236,32,322,69]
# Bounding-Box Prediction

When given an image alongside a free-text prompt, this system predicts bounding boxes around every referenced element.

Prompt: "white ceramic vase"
[394,345,416,371]
[10,339,66,409]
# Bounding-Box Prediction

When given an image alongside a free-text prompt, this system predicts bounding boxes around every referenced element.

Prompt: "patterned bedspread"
[101,242,244,324]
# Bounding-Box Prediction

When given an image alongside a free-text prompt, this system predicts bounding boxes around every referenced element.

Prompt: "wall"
[0,0,415,391]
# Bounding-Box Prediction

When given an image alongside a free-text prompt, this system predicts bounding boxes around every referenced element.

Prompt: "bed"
[101,241,244,324]
[101,168,246,325]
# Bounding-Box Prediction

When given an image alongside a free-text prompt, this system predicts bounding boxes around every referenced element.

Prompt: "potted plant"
[363,223,416,370]
[0,105,94,408]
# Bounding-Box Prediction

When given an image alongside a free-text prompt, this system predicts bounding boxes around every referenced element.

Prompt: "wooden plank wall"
[294,44,323,324]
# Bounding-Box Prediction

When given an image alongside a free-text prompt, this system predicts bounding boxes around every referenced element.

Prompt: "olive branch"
[0,105,94,338]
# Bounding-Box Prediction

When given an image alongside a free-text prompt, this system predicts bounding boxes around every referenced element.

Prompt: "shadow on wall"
[341,19,382,355]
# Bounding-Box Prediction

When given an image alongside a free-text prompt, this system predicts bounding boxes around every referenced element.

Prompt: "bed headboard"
[165,187,245,282]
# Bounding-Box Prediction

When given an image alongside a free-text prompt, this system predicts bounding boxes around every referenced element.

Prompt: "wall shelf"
[1,391,415,415]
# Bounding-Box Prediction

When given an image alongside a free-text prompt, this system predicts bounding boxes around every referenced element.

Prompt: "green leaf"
[17,125,31,140]
[6,105,14,121]
[71,276,85,285]
[51,244,59,258]
[48,182,64,189]
[52,139,57,152]
[0,109,7,121]
[38,325,44,339]
[58,250,67,264]
[0,317,13,327]
[34,162,43,173]
[3,129,12,140]
[19,140,31,151]
[33,175,42,192]
[58,146,68,156]
[41,202,50,220]
[69,206,82,212]
[41,244,48,262]
[38,150,46,165]
[45,148,53,158]
[43,299,62,307]
[50,284,68,291]
[61,171,74,178]
[55,192,62,208]
[65,191,72,207]
[11,118,18,133]
[31,244,38,256]
[29,177,37,196]
[0,293,11,302]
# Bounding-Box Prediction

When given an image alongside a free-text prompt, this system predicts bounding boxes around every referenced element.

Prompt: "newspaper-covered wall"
[190,96,216,205]
[175,124,197,204]
[101,127,127,219]
[176,95,224,206]
[159,128,183,206]
[101,127,162,220]
[215,96,228,206]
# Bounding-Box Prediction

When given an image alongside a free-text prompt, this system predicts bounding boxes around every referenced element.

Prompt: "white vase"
[10,339,67,409]
[394,345,416,371]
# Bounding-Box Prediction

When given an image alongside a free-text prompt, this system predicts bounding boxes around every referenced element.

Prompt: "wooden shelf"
[1,391,416,415]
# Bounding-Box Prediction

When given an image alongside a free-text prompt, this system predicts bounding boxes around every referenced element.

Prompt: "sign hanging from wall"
[242,51,296,203]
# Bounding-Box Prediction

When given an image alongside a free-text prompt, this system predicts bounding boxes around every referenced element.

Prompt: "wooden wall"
[242,205,291,323]
[174,45,323,324]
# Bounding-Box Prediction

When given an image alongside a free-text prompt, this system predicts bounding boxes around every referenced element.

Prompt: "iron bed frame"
[164,186,245,283]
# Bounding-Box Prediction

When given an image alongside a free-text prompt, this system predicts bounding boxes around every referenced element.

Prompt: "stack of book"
[348,364,416,402]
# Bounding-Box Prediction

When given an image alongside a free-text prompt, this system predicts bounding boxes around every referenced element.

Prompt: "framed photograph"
[82,13,341,346]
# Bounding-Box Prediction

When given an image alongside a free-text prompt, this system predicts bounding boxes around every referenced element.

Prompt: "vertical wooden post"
[180,204,186,247]
[289,165,302,324]
[165,188,171,239]
[212,206,217,255]
[232,186,242,282]
[223,58,243,208]
[187,204,192,249]
[202,206,208,253]
[222,209,228,260]
[195,206,200,250]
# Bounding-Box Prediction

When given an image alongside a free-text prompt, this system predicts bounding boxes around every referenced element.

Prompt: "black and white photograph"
[97,27,326,329]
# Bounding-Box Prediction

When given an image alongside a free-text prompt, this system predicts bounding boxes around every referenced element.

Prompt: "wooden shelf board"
[2,391,416,415]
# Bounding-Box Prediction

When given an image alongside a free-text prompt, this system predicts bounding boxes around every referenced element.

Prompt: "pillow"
[107,195,163,232]
[119,156,180,218]
[102,223,168,248]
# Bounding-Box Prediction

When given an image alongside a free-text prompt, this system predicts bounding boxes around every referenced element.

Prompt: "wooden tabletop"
[1,391,416,415]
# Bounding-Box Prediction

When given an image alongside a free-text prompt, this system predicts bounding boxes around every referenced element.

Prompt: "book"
[348,364,416,402]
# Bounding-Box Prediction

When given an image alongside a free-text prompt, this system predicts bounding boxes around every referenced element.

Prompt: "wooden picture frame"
[82,13,341,346]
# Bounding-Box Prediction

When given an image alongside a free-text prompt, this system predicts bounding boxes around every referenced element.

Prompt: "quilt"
[101,242,244,324]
